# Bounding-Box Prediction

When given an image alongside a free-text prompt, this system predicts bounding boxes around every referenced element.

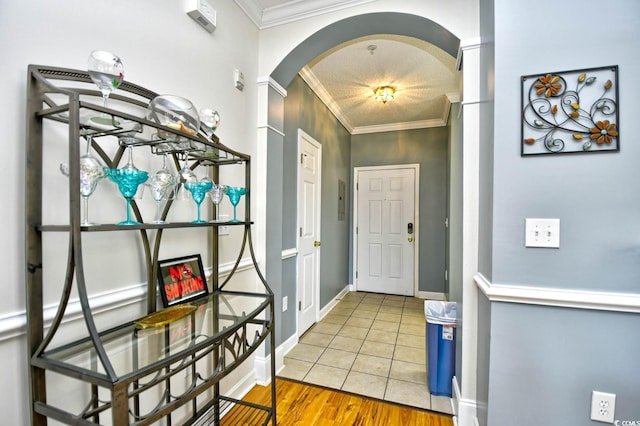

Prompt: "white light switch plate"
[525,218,560,248]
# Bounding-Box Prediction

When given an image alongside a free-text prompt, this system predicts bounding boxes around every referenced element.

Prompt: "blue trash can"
[425,301,457,397]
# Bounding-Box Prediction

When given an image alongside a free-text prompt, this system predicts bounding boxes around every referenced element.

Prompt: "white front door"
[297,130,321,335]
[355,166,418,296]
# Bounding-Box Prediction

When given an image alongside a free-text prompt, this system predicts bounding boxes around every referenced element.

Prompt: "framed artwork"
[157,254,209,307]
[521,65,619,155]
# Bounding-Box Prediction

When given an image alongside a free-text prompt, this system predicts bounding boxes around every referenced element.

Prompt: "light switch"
[525,218,560,248]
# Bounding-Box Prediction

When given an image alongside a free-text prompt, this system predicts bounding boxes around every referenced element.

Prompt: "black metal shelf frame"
[25,65,276,425]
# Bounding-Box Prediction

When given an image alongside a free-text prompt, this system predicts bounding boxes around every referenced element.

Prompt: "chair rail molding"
[475,273,640,313]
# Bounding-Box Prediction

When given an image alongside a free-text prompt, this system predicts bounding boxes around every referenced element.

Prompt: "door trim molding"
[353,164,420,296]
[296,129,322,336]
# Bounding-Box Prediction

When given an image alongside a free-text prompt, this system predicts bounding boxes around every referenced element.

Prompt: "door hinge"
[300,153,303,164]
[445,217,449,228]
[298,301,302,311]
[445,270,448,281]
[356,226,358,234]
[356,271,358,279]
[299,227,302,237]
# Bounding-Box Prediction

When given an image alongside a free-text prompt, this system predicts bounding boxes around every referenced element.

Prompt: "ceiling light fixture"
[374,86,395,104]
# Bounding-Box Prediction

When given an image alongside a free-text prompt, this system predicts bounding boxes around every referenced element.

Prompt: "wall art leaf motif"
[521,65,619,155]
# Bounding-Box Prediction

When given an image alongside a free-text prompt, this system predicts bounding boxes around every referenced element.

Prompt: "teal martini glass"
[225,186,247,222]
[185,180,214,223]
[105,147,149,225]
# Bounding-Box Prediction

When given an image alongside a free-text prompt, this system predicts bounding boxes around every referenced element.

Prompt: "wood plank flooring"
[222,378,454,425]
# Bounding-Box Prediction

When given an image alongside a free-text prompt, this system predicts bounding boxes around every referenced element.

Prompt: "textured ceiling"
[234,0,461,134]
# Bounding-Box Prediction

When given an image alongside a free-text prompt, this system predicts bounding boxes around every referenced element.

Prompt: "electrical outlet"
[282,296,288,312]
[590,391,615,423]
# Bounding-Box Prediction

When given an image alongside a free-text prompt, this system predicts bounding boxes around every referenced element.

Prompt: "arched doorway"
[254,11,480,425]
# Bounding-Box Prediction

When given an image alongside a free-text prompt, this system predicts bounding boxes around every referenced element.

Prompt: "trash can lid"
[424,300,457,324]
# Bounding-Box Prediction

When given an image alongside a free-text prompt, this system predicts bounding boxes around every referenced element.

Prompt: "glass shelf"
[36,292,271,381]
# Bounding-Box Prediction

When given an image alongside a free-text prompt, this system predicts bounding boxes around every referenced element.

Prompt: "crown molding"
[235,0,376,29]
[352,119,447,135]
[298,66,353,132]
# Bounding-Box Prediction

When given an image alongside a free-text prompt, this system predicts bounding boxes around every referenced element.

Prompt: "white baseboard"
[319,284,350,320]
[254,332,298,384]
[418,291,447,301]
[452,375,479,426]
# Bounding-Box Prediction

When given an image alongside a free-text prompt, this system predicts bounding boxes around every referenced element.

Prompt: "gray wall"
[351,128,449,294]
[283,75,352,311]
[478,0,640,423]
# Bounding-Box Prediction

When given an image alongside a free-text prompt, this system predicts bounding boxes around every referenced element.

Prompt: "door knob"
[408,237,414,242]
[314,241,321,247]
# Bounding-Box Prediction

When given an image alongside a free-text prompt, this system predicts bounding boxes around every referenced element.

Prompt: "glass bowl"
[146,95,200,139]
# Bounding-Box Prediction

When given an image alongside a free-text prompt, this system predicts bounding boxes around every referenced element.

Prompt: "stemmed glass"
[59,136,106,226]
[145,154,176,224]
[199,108,220,139]
[209,184,227,222]
[88,50,124,109]
[225,187,247,222]
[176,154,197,201]
[105,146,149,225]
[185,178,214,224]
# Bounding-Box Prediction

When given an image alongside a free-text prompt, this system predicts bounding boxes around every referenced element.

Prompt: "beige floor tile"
[351,353,392,377]
[381,299,405,308]
[304,364,348,389]
[338,325,369,340]
[336,300,360,310]
[371,319,400,332]
[322,314,349,325]
[279,358,314,381]
[341,292,366,302]
[285,343,326,363]
[384,379,430,410]
[316,348,357,370]
[431,394,454,414]
[396,333,424,349]
[357,303,381,312]
[300,331,334,348]
[329,335,364,352]
[362,296,384,305]
[393,345,426,364]
[311,322,342,336]
[375,312,402,323]
[345,316,374,329]
[389,359,427,384]
[341,371,387,399]
[401,313,426,325]
[359,340,395,359]
[331,307,355,317]
[399,322,426,337]
[383,295,406,303]
[378,305,403,315]
[366,329,398,345]
[350,308,377,320]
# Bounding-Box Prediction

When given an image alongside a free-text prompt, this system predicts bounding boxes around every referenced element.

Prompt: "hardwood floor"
[222,378,454,425]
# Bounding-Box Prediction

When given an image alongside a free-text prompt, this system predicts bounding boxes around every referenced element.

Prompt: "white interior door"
[297,130,321,335]
[355,166,417,296]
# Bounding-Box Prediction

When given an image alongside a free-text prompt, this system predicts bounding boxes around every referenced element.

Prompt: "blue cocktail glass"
[105,168,149,225]
[185,180,213,223]
[225,186,247,222]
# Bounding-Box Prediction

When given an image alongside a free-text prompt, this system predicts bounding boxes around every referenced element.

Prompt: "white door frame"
[353,164,420,296]
[296,129,321,335]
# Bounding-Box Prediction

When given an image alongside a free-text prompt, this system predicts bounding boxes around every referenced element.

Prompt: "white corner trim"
[475,273,640,313]
[256,76,287,98]
[453,376,479,426]
[258,0,376,29]
[298,67,354,133]
[351,119,447,134]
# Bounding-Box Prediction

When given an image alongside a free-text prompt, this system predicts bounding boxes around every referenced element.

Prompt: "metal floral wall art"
[521,65,619,155]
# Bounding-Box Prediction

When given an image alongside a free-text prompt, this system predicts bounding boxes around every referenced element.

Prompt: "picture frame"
[157,254,209,307]
[521,65,619,156]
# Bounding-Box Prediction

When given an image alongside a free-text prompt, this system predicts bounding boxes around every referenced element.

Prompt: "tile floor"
[278,291,453,414]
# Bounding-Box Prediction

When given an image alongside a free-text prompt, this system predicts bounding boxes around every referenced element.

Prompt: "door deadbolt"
[314,241,321,247]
